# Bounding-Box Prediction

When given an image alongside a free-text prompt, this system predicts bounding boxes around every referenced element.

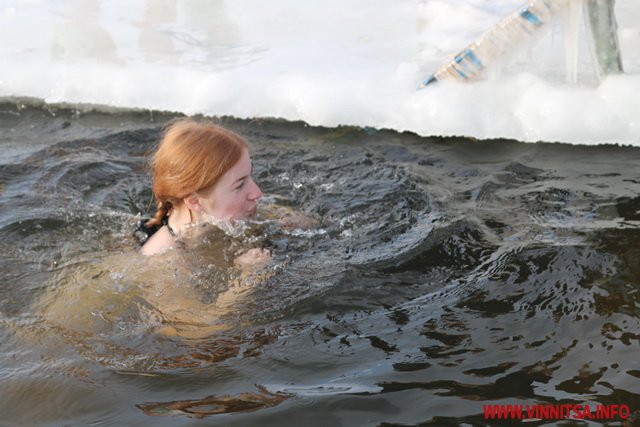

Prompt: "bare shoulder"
[140,226,175,256]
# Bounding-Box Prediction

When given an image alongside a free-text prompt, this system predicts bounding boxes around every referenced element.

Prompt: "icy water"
[1,100,640,426]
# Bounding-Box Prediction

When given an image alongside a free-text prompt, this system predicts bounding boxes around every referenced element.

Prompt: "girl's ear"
[183,193,203,213]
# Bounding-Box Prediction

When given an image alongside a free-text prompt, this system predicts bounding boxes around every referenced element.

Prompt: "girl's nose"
[248,178,262,200]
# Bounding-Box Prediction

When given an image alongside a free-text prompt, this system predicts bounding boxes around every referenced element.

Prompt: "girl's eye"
[235,180,246,190]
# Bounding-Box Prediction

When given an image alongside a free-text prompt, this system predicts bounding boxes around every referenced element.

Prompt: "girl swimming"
[36,119,317,342]
[139,118,270,266]
[35,119,310,343]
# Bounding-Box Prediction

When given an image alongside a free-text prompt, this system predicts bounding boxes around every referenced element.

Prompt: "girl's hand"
[234,248,271,268]
[281,211,318,230]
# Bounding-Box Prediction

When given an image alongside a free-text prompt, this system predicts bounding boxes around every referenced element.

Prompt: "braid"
[145,200,172,228]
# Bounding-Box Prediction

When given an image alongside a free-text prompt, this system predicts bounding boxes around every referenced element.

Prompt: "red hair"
[146,119,248,227]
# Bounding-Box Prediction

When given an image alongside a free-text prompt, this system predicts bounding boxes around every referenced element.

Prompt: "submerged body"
[36,245,259,340]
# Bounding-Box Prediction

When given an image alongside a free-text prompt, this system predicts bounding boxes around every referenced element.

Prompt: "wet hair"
[146,118,248,228]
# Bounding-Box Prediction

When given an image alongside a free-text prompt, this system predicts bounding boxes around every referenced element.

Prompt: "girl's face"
[197,148,262,221]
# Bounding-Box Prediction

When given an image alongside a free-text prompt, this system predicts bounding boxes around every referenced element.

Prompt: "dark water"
[1,99,639,426]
